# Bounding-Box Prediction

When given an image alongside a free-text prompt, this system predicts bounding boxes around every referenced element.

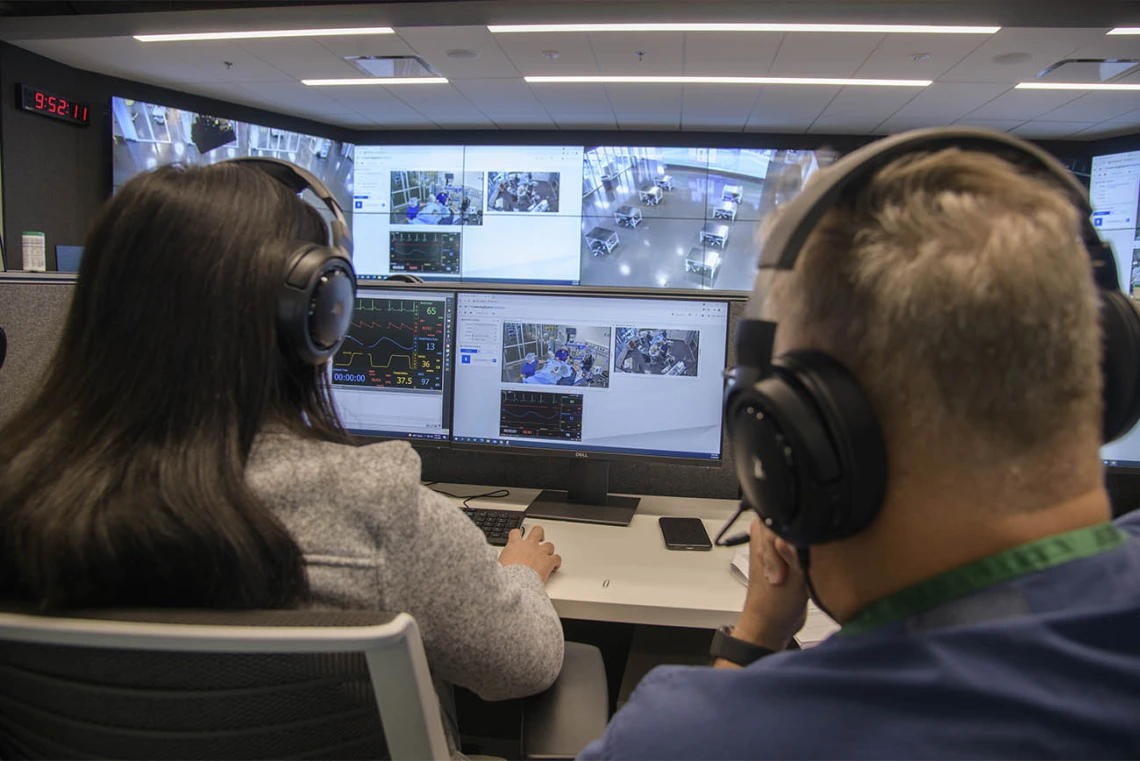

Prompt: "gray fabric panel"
[0,275,75,424]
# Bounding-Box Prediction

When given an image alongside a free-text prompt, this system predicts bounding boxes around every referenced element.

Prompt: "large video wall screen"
[354,145,823,292]
[111,96,355,229]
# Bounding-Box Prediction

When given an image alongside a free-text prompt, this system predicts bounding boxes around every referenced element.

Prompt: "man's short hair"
[768,148,1102,462]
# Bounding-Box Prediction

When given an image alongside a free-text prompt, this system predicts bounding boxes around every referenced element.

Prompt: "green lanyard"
[842,522,1127,636]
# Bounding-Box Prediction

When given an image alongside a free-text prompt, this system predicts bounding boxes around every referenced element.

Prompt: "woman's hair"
[0,162,348,609]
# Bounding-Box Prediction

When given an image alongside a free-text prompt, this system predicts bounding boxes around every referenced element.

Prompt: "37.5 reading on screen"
[18,84,90,126]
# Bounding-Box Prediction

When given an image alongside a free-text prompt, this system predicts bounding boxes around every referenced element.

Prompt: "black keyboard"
[463,508,525,546]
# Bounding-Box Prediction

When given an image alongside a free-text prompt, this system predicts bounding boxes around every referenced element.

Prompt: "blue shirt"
[580,512,1140,760]
[521,360,538,378]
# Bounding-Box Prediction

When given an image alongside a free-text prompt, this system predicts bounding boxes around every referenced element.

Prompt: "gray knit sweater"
[246,431,565,701]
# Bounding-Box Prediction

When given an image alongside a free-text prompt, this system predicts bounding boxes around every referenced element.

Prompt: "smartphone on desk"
[659,517,713,551]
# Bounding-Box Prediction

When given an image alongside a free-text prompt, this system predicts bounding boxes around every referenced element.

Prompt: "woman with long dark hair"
[0,162,564,709]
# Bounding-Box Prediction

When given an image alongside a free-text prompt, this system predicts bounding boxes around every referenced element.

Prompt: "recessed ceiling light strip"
[1107,28,1140,35]
[489,23,999,34]
[525,76,932,87]
[303,77,449,86]
[134,27,394,42]
[1015,82,1140,91]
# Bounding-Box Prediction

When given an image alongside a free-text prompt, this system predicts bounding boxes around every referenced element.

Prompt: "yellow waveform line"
[334,352,417,369]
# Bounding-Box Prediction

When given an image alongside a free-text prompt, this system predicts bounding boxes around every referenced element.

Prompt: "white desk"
[435,484,838,645]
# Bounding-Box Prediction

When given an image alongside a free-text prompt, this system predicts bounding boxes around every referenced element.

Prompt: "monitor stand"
[525,460,640,526]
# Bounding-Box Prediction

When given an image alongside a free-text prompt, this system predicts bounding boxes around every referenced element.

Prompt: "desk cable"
[423,481,512,509]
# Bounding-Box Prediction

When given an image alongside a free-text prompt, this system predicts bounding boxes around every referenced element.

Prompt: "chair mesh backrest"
[0,611,392,760]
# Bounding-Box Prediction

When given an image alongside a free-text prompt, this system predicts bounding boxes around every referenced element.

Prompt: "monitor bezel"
[446,283,738,467]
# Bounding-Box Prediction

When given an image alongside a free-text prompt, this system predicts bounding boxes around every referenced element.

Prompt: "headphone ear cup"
[1100,289,1140,442]
[727,351,887,546]
[278,246,356,366]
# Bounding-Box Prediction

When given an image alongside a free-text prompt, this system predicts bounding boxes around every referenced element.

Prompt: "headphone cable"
[796,546,839,623]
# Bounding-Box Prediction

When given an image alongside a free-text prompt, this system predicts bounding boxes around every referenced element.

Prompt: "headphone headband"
[759,127,1111,285]
[226,156,353,257]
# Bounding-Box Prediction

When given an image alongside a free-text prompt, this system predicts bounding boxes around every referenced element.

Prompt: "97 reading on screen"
[331,297,446,391]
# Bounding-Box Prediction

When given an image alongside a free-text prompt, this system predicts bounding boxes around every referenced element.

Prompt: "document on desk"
[731,546,840,648]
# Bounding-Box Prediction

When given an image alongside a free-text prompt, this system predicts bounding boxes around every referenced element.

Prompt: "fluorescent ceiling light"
[525,75,932,87]
[1107,28,1140,35]
[490,23,999,34]
[303,77,449,86]
[1015,82,1140,91]
[134,27,393,42]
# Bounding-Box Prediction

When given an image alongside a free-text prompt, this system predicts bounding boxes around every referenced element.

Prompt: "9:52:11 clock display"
[17,84,90,126]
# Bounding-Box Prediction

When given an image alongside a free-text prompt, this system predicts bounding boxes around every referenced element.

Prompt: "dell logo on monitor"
[575,451,589,458]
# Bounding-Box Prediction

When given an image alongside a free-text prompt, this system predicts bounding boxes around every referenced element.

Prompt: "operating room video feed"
[580,146,822,291]
[389,170,483,226]
[111,96,354,225]
[615,328,700,377]
[501,323,611,388]
[487,171,561,213]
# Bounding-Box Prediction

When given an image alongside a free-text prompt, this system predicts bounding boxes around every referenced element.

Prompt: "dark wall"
[0,42,354,270]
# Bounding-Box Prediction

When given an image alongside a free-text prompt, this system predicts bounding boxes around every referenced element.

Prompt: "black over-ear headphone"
[724,127,1140,548]
[226,157,357,365]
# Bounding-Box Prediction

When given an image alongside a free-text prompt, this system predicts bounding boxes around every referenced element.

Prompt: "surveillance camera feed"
[111,96,354,226]
[350,144,824,291]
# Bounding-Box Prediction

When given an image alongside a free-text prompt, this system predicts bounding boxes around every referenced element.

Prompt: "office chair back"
[0,608,450,761]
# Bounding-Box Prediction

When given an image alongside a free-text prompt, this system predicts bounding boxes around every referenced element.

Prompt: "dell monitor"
[1089,148,1140,471]
[452,290,729,524]
[329,287,455,442]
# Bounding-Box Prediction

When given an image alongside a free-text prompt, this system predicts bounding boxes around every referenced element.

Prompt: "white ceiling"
[4,6,1140,139]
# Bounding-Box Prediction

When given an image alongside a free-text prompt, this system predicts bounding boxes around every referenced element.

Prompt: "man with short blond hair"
[580,148,1140,760]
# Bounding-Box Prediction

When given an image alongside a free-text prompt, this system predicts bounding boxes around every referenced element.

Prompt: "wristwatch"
[709,625,778,666]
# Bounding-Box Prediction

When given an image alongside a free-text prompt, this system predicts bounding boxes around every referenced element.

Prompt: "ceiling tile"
[743,123,810,134]
[817,86,921,121]
[887,82,1012,121]
[1066,34,1140,60]
[366,114,438,129]
[682,84,759,126]
[493,32,598,76]
[682,32,781,77]
[450,79,549,119]
[876,115,959,133]
[604,83,683,119]
[769,33,885,78]
[550,112,618,129]
[234,38,360,79]
[16,37,219,83]
[429,114,497,128]
[314,85,427,121]
[940,27,1106,84]
[587,32,684,76]
[321,113,375,128]
[855,33,988,80]
[529,83,612,114]
[965,89,1084,120]
[1075,121,1140,138]
[1010,121,1096,138]
[747,85,840,128]
[807,116,879,135]
[395,26,521,79]
[313,34,415,58]
[235,82,349,113]
[160,40,295,83]
[681,116,747,131]
[951,117,1025,132]
[616,115,682,130]
[384,84,486,120]
[1040,92,1140,122]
